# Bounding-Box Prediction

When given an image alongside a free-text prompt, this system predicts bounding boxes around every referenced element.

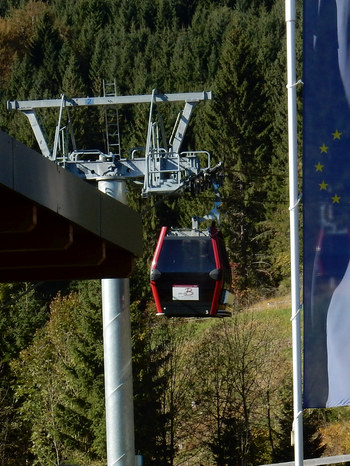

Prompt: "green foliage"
[0,283,47,359]
[196,314,285,464]
[201,11,273,291]
[0,0,316,463]
[130,301,169,463]
[11,285,105,464]
[0,0,293,297]
[0,284,43,464]
[272,378,327,463]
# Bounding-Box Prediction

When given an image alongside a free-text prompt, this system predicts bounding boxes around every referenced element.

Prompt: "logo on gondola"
[172,285,199,301]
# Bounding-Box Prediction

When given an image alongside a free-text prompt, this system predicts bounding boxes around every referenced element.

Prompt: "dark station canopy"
[0,131,143,281]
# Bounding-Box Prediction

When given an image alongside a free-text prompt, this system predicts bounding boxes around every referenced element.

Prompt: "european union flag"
[303,0,350,408]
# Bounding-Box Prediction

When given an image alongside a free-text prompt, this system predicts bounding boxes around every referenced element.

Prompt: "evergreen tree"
[28,12,63,97]
[0,1,313,463]
[258,0,291,290]
[131,301,169,464]
[189,5,234,85]
[0,282,49,464]
[272,379,327,463]
[203,11,273,293]
[12,284,106,464]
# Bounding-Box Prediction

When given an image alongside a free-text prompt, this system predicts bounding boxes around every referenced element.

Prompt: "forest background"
[0,0,348,465]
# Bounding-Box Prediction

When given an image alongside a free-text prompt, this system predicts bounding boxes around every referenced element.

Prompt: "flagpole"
[285,0,303,465]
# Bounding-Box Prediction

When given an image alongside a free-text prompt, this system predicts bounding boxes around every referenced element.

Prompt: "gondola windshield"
[157,237,215,273]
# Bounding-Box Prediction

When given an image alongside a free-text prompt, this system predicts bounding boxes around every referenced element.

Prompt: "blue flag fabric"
[303,0,350,408]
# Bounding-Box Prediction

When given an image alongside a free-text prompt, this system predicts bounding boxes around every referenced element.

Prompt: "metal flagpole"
[98,179,135,466]
[285,0,303,465]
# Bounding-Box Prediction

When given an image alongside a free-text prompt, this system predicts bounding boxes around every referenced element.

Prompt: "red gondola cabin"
[150,226,232,317]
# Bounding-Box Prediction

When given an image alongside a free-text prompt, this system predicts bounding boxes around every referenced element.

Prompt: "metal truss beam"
[7,91,213,111]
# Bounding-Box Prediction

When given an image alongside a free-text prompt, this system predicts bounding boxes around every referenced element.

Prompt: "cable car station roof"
[0,131,143,281]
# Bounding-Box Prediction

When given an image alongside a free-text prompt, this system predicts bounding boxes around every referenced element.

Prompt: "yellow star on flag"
[319,181,328,190]
[320,143,328,153]
[315,162,324,172]
[332,194,341,204]
[332,130,342,140]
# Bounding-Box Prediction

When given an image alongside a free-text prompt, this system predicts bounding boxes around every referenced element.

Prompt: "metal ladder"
[103,79,122,158]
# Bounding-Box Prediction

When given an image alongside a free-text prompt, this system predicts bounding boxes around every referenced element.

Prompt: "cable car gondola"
[150,224,232,317]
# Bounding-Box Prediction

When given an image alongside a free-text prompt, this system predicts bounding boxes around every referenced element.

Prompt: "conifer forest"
[0,1,344,465]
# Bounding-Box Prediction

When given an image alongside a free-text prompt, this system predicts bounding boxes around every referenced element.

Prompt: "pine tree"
[202,11,273,293]
[131,301,169,463]
[11,285,106,464]
[257,0,292,290]
[28,12,63,97]
[272,379,327,463]
[0,282,49,464]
